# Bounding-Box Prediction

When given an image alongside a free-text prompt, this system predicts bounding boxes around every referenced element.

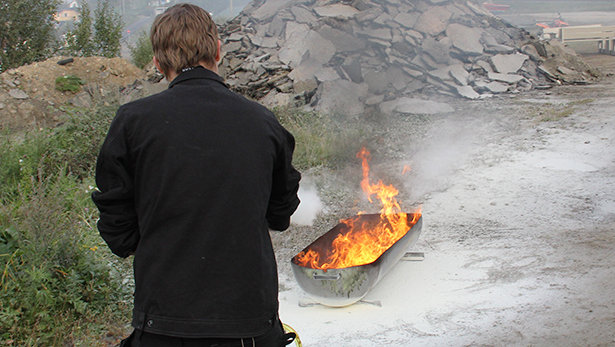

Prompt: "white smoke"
[291,182,323,226]
[406,118,479,203]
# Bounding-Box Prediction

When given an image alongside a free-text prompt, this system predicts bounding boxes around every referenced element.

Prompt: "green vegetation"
[274,108,366,170]
[0,105,132,346]
[63,0,124,59]
[0,94,363,345]
[55,75,85,93]
[0,0,59,73]
[129,32,154,69]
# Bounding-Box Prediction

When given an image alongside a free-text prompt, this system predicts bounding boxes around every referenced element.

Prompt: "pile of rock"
[218,0,600,116]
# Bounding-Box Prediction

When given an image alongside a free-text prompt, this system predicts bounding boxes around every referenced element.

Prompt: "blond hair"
[150,3,219,75]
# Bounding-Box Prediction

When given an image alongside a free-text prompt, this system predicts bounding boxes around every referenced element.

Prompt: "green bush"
[55,75,85,93]
[129,31,153,69]
[0,105,132,346]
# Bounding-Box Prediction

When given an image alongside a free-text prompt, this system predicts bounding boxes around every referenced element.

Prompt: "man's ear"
[153,56,163,74]
[215,40,221,63]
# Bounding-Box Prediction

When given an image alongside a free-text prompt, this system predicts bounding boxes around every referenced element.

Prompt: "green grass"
[0,105,132,347]
[274,107,367,170]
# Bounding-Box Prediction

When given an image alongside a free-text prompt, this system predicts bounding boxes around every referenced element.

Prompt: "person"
[91,3,301,346]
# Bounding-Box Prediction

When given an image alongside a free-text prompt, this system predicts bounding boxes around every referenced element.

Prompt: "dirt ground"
[272,53,615,347]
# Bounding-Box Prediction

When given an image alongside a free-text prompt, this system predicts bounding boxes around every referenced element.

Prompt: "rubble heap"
[218,0,600,116]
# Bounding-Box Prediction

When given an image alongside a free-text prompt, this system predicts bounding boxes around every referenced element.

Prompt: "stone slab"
[314,67,340,83]
[447,23,484,55]
[393,12,419,28]
[288,58,322,82]
[414,6,453,36]
[290,6,318,24]
[318,26,366,52]
[422,37,451,64]
[491,53,528,74]
[314,79,368,116]
[9,89,29,99]
[456,85,480,99]
[314,4,360,19]
[488,72,524,83]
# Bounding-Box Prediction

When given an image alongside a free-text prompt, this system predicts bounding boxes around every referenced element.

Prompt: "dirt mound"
[0,56,146,131]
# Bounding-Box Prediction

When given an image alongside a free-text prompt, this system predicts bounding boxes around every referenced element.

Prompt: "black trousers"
[120,319,295,347]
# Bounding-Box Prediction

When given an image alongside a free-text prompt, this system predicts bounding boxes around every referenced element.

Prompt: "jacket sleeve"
[91,110,140,258]
[266,127,301,231]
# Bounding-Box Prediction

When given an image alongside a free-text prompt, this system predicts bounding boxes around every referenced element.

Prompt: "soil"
[0,56,145,131]
[272,53,615,347]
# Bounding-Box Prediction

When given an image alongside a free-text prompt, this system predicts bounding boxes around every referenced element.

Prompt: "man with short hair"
[92,4,300,346]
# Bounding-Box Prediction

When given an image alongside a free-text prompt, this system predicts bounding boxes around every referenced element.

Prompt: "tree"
[0,0,59,72]
[93,0,123,58]
[129,31,153,69]
[66,2,94,57]
[63,0,123,59]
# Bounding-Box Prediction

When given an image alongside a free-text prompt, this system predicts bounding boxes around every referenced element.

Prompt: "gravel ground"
[271,53,615,347]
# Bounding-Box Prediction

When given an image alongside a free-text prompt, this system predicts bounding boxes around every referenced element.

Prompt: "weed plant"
[273,107,367,170]
[0,105,132,346]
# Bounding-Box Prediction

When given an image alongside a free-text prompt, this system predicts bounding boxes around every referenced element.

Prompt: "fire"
[294,147,422,270]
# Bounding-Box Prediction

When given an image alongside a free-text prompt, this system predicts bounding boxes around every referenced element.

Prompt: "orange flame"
[294,147,422,270]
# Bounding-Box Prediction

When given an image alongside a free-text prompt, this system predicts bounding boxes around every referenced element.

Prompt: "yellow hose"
[282,323,302,347]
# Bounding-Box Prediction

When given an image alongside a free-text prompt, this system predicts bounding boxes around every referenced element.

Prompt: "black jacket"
[92,67,301,338]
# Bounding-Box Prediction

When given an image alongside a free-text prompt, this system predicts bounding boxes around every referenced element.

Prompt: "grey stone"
[364,70,389,93]
[484,44,516,54]
[249,35,279,48]
[280,28,335,68]
[318,26,366,52]
[252,0,302,22]
[260,90,295,108]
[414,6,453,36]
[314,79,368,116]
[449,64,469,86]
[267,15,286,38]
[294,79,318,94]
[488,72,524,83]
[3,79,16,87]
[365,94,384,105]
[290,6,317,24]
[284,21,309,42]
[0,103,4,110]
[476,60,494,73]
[485,81,510,93]
[491,54,528,74]
[69,92,93,108]
[388,97,454,115]
[557,66,575,75]
[288,58,322,83]
[393,12,420,28]
[342,58,363,83]
[223,41,243,53]
[422,37,451,64]
[386,66,411,91]
[9,89,29,99]
[315,68,340,83]
[402,66,424,77]
[355,7,383,24]
[428,66,453,81]
[446,23,484,55]
[373,12,393,26]
[405,79,425,93]
[456,85,480,99]
[356,28,392,41]
[314,4,360,18]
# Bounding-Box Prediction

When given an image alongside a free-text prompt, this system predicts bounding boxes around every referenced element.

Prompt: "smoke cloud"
[405,119,479,203]
[291,181,323,226]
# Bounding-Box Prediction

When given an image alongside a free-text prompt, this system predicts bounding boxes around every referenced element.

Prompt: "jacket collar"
[168,66,228,89]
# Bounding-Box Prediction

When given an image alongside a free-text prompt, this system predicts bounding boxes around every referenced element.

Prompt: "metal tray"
[291,213,422,307]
